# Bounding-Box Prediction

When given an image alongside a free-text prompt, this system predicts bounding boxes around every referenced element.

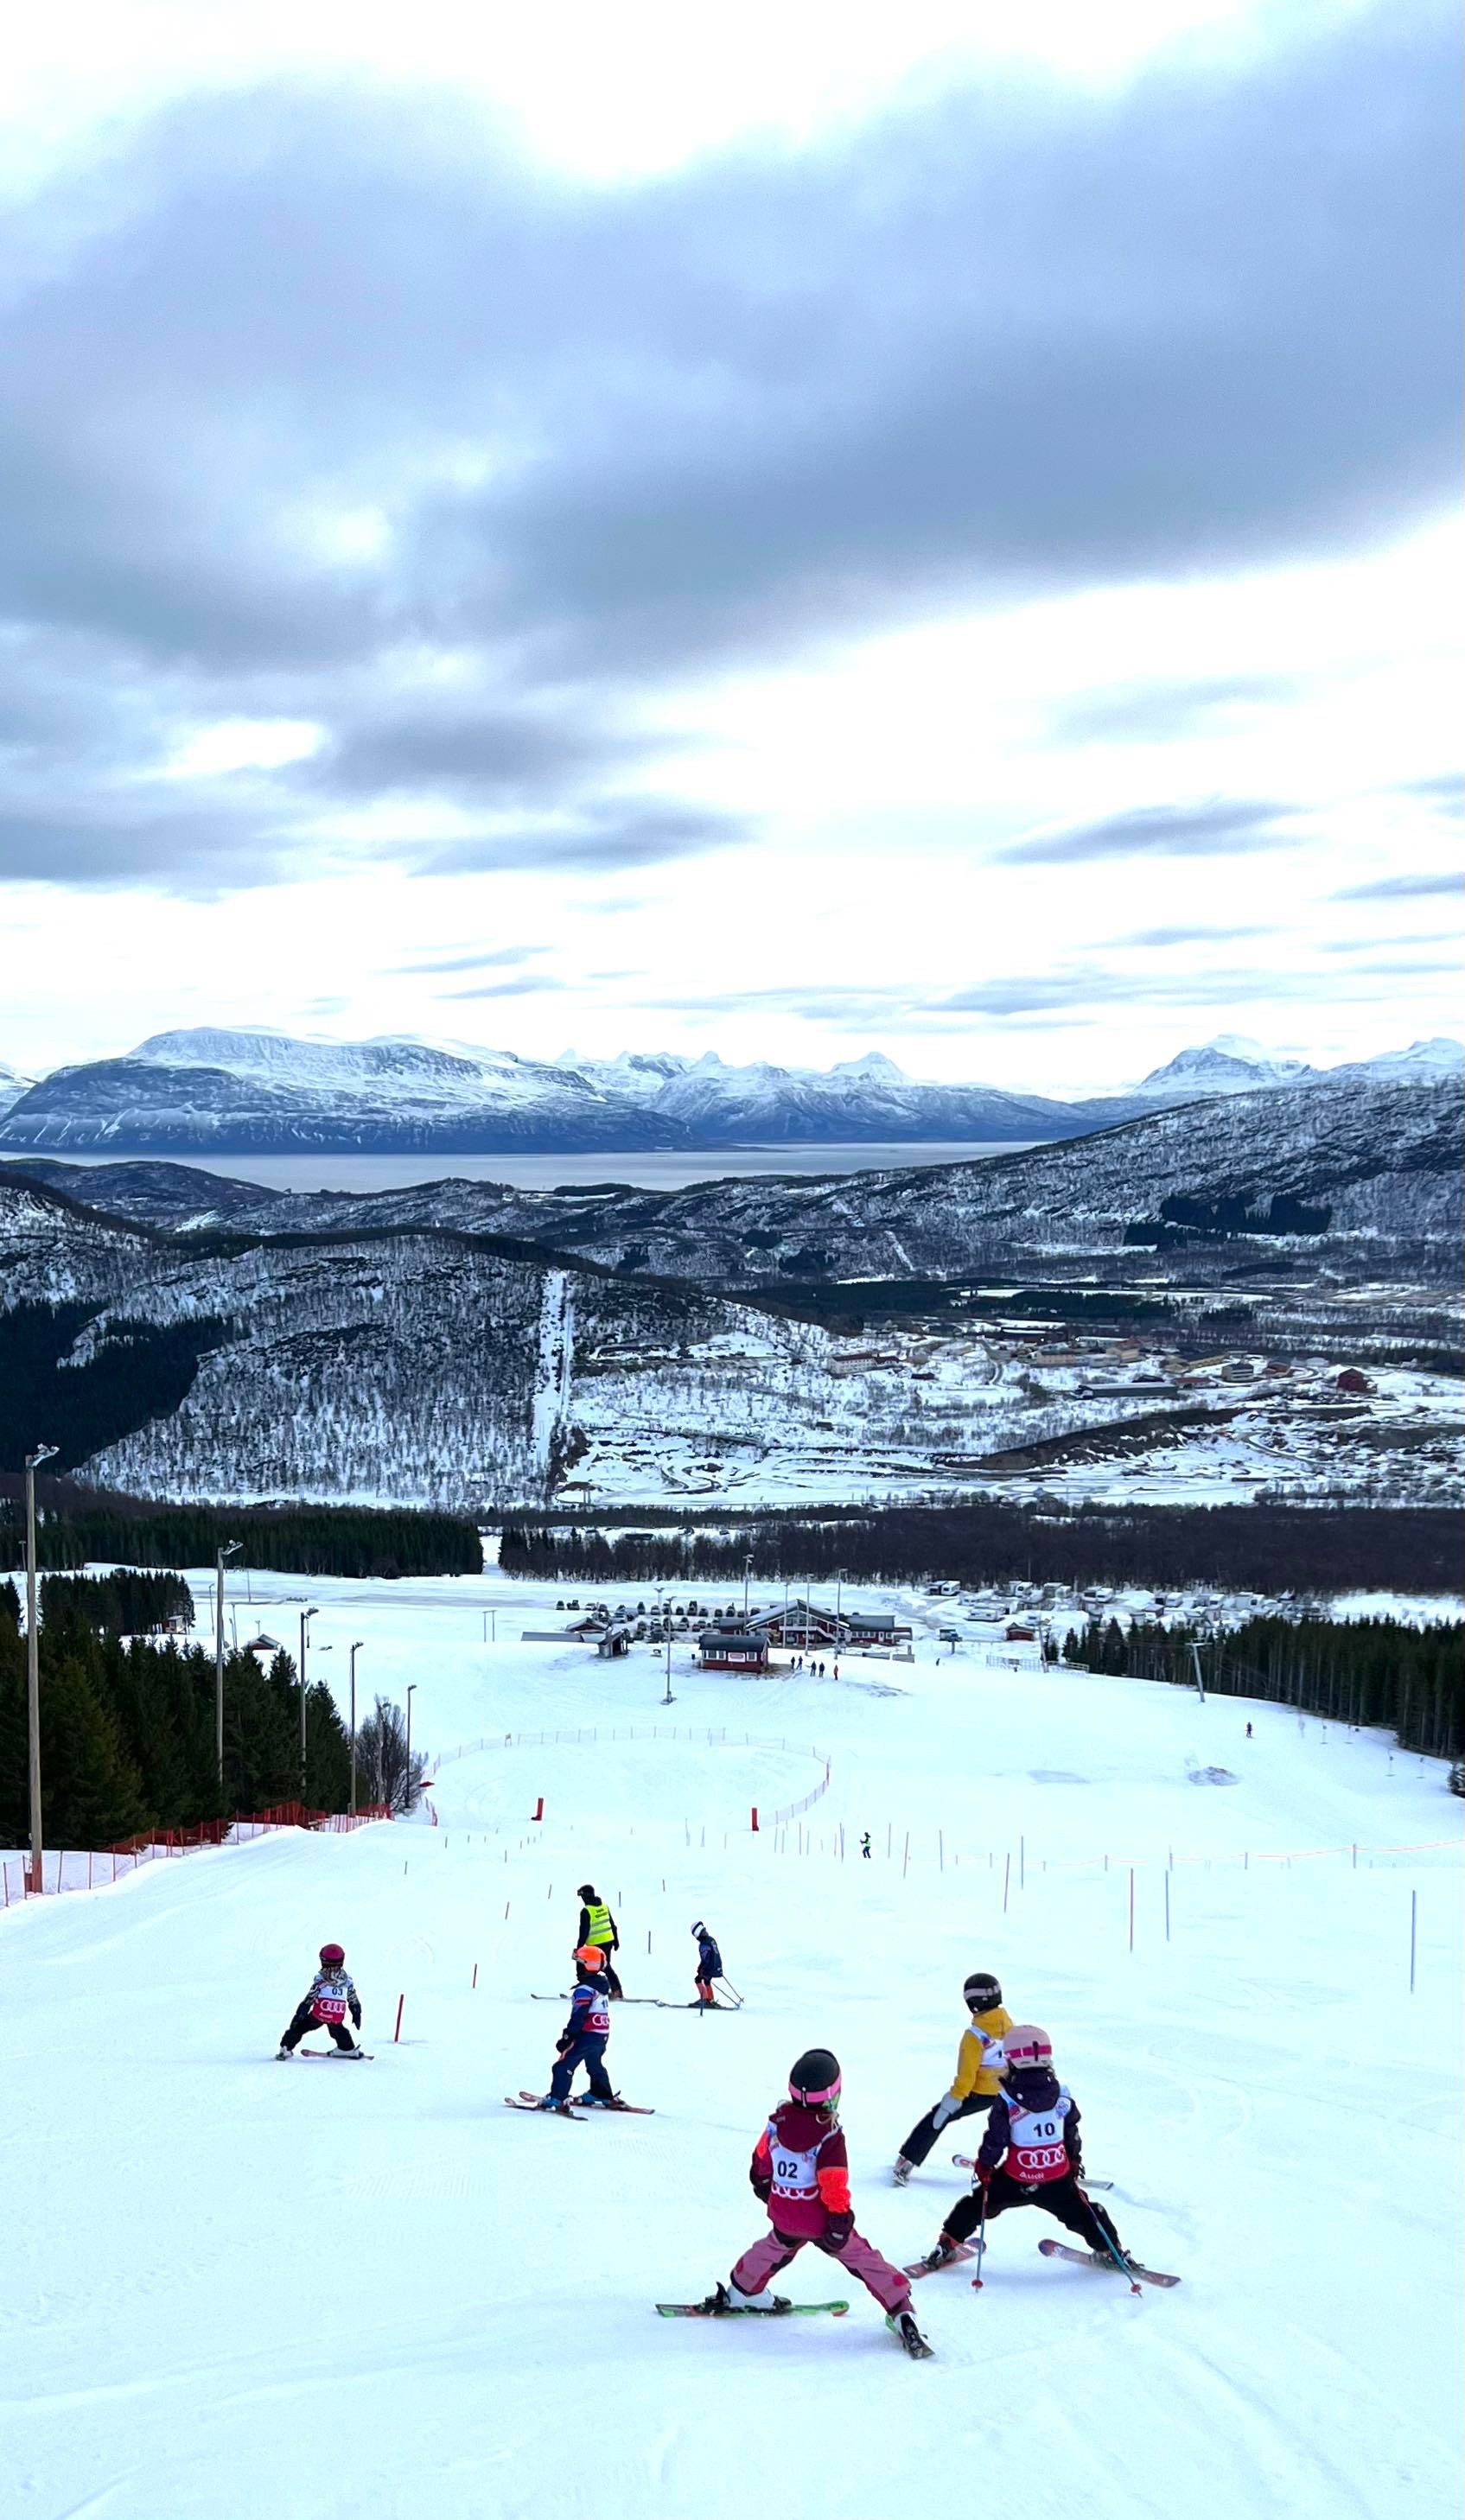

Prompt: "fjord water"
[46,1140,1035,1195]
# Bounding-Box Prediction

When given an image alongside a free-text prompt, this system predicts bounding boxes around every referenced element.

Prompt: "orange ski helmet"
[575,1945,607,1972]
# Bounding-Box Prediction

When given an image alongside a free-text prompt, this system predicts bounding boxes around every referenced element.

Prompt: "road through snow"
[3,1579,1461,2520]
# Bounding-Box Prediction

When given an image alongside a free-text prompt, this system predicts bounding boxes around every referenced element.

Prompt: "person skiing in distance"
[576,1883,623,1995]
[691,1921,723,2008]
[918,2025,1131,2271]
[540,1950,618,2110]
[892,1972,1013,2183]
[704,2048,929,2356]
[277,1943,364,2058]
[860,1833,872,1861]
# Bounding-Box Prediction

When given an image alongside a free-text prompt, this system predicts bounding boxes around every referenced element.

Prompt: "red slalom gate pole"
[532,1797,544,1821]
[393,1992,404,2043]
[750,1806,759,1832]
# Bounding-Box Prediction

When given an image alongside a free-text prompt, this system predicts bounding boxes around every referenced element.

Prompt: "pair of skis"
[503,2089,655,2119]
[903,2239,1178,2290]
[655,2300,932,2357]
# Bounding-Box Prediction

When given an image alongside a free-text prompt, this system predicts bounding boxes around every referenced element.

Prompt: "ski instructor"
[576,1884,623,1996]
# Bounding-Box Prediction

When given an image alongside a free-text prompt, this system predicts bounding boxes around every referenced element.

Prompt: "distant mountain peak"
[831,1051,909,1083]
[1137,1036,1315,1094]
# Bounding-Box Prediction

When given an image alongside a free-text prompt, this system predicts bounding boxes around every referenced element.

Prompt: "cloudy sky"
[1,0,1459,1091]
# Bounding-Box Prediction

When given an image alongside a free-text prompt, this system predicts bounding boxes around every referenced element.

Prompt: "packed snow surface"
[4,1572,1462,2520]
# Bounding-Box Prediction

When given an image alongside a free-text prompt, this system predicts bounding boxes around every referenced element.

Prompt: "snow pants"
[550,2030,614,2105]
[945,2171,1123,2256]
[730,2224,912,2314]
[900,2090,995,2167]
[281,2001,357,2054]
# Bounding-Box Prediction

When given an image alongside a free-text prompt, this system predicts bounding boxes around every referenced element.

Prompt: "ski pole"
[970,2183,990,2292]
[1081,2189,1142,2295]
[717,1979,744,2008]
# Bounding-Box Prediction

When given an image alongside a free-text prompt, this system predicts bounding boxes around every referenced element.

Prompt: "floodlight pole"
[215,1543,242,1792]
[24,1443,59,1895]
[299,1607,317,1798]
[348,1641,364,1814]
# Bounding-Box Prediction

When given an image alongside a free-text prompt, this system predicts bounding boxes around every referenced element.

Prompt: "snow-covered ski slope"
[5,1576,1462,2520]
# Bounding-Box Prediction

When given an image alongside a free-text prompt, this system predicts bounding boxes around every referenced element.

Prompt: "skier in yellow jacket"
[892,1973,1014,2184]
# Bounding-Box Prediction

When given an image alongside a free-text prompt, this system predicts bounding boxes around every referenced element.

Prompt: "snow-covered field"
[5,1572,1462,2520]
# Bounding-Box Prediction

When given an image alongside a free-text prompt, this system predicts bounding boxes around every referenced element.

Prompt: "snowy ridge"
[2,1026,1456,1155]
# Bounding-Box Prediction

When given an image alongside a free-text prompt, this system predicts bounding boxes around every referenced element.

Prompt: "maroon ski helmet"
[319,1942,346,1967]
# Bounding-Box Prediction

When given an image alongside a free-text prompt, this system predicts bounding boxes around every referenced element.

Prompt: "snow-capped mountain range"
[0,1026,1456,1156]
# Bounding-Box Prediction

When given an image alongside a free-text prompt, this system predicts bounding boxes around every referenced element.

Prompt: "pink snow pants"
[730,2225,911,2313]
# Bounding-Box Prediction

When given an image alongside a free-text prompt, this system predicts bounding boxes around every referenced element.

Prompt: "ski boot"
[275,2046,295,2060]
[702,2281,792,2315]
[920,2234,961,2271]
[538,2096,575,2114]
[891,2155,914,2186]
[887,2307,933,2359]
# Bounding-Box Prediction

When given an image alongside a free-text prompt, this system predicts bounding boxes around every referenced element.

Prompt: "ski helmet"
[691,1920,705,1938]
[577,1883,597,1900]
[575,1944,607,1972]
[964,1972,1002,2012]
[319,1942,346,1967]
[788,2047,842,2107]
[1003,2024,1054,2073]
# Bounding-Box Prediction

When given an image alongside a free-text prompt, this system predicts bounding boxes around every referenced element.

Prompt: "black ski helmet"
[964,1971,1002,2011]
[577,1883,596,1900]
[788,2047,842,2106]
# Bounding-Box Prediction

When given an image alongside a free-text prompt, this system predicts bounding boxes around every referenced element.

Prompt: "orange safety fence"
[1,1800,392,1912]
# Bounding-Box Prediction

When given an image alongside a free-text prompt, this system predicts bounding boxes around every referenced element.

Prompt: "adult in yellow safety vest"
[576,1884,624,1996]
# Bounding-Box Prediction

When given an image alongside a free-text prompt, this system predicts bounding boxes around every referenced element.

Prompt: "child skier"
[703,2048,930,2356]
[539,1949,620,2111]
[893,1971,1012,2182]
[277,1943,365,2058]
[575,1883,623,1995]
[691,1920,723,2007]
[917,2025,1131,2271]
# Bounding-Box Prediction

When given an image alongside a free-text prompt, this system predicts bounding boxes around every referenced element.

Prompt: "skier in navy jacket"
[541,1949,617,2110]
[692,1921,723,2007]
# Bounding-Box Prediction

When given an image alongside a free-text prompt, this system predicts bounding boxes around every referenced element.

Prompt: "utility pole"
[1188,1639,1207,1704]
[662,1621,675,1707]
[835,1564,845,1637]
[405,1682,417,1807]
[214,1542,242,1795]
[743,1554,753,1620]
[348,1640,364,1815]
[23,1443,59,1895]
[298,1607,317,1799]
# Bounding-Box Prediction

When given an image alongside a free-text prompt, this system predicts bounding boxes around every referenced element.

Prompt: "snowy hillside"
[4,1572,1461,2520]
[0,1060,36,1117]
[122,1072,1458,1289]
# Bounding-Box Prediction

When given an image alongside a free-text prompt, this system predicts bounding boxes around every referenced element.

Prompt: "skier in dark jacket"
[691,1920,723,2007]
[277,1943,365,2058]
[539,1950,617,2110]
[918,2025,1129,2269]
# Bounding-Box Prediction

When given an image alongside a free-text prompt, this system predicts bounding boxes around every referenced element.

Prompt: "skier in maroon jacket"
[918,2025,1131,2270]
[702,2048,930,2355]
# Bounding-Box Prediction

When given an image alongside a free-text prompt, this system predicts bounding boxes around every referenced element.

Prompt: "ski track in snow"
[3,1571,1461,2520]
[530,1268,573,1485]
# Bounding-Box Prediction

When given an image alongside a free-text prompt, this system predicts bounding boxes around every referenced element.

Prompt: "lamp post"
[23,1442,59,1895]
[348,1641,364,1814]
[662,1621,675,1709]
[214,1542,242,1795]
[405,1682,417,1803]
[743,1554,754,1620]
[298,1607,317,1799]
[835,1564,846,1639]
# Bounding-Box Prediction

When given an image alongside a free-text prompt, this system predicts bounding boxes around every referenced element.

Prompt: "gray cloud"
[1117,922,1272,947]
[997,799,1292,867]
[1051,677,1293,746]
[393,945,545,974]
[439,974,569,999]
[406,802,742,879]
[1332,869,1462,900]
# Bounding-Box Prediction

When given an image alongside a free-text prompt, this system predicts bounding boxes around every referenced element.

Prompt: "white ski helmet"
[1003,2024,1054,2073]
